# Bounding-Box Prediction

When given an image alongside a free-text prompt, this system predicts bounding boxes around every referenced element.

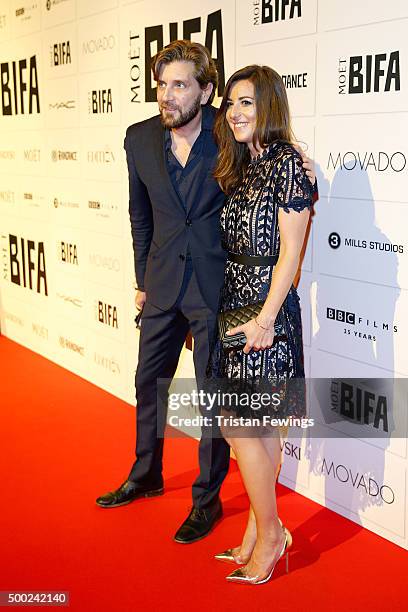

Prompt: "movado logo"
[338,51,400,94]
[82,35,116,54]
[327,150,406,173]
[88,89,112,114]
[8,234,48,295]
[321,458,395,504]
[254,0,301,25]
[0,55,40,115]
[129,9,225,104]
[50,41,71,66]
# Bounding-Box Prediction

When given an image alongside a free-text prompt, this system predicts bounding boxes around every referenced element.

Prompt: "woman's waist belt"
[227,253,278,266]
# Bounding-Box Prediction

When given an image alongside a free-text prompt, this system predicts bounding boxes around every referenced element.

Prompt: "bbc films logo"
[15,3,38,22]
[6,234,48,295]
[88,89,112,114]
[326,306,397,342]
[327,150,406,174]
[128,9,225,104]
[82,35,116,55]
[253,0,302,25]
[338,51,400,95]
[23,191,44,208]
[328,232,404,255]
[88,199,118,217]
[50,41,71,67]
[0,55,40,115]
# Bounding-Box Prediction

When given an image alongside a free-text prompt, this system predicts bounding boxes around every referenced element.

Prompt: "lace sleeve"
[274,150,314,213]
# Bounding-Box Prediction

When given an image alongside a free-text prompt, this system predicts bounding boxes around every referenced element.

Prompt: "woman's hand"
[227,318,275,354]
[293,143,316,186]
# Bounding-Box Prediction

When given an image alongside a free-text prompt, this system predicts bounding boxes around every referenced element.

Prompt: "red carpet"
[0,335,406,611]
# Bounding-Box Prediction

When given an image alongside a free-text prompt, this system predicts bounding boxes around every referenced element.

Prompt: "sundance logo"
[321,458,395,504]
[59,336,84,356]
[338,51,400,94]
[51,150,77,162]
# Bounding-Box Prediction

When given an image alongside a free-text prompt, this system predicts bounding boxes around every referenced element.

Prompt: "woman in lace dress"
[208,65,314,584]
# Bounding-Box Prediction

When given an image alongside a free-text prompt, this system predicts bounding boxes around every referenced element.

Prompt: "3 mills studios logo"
[1,233,48,295]
[338,51,400,95]
[252,0,302,25]
[328,232,404,255]
[0,56,40,115]
[128,9,225,104]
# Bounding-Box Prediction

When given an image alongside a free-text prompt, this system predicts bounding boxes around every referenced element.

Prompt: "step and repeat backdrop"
[1,0,407,549]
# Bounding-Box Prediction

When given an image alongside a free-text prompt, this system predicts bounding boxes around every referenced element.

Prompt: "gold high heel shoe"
[215,521,292,565]
[225,531,292,585]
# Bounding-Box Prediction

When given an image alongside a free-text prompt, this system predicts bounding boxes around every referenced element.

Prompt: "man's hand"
[135,290,146,311]
[293,143,316,186]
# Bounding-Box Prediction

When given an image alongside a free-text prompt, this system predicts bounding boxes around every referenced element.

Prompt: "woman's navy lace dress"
[206,141,313,419]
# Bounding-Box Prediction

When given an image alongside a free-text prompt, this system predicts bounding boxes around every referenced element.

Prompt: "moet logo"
[0,56,40,115]
[8,234,48,295]
[338,51,400,94]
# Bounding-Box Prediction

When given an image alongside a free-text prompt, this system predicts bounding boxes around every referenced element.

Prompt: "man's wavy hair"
[151,40,218,104]
[214,65,295,194]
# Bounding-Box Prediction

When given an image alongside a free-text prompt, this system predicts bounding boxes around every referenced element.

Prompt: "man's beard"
[160,94,202,128]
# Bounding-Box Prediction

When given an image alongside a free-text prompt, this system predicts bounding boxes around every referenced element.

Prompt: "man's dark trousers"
[128,257,230,509]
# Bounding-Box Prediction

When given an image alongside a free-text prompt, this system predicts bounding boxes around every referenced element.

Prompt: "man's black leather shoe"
[174,500,223,543]
[96,480,164,508]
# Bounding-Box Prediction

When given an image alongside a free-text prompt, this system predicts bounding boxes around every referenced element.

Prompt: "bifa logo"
[255,0,302,25]
[338,51,400,94]
[59,241,78,265]
[50,41,72,66]
[88,89,113,114]
[129,9,225,104]
[0,56,40,115]
[8,234,48,295]
[96,301,118,328]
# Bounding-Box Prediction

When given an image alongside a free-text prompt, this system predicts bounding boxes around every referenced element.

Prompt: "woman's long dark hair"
[213,65,294,194]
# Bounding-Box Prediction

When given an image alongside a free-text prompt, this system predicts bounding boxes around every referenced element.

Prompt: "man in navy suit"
[96,40,315,543]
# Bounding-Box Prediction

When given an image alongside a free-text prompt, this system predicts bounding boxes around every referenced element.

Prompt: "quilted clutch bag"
[218,301,287,351]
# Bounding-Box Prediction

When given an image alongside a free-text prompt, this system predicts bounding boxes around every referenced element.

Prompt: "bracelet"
[255,317,272,331]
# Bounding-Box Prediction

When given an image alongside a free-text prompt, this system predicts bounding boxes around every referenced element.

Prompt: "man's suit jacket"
[124,105,227,313]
